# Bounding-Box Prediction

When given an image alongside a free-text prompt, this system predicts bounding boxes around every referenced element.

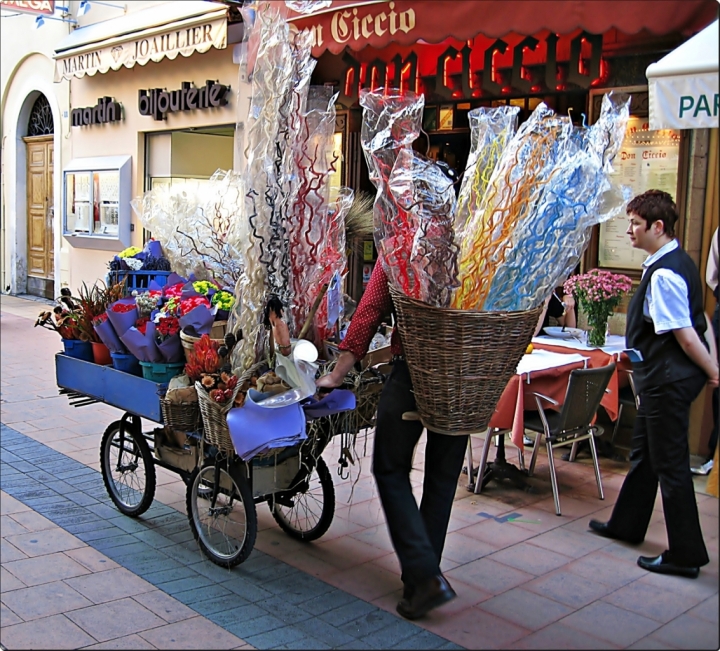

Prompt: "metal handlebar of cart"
[55,352,386,568]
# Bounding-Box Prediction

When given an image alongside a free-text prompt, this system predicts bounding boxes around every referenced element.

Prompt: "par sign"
[649,72,718,130]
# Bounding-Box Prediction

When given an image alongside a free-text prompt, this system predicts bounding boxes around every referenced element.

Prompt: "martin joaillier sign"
[53,13,227,82]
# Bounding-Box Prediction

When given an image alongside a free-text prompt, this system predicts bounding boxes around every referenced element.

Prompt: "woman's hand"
[315,350,357,389]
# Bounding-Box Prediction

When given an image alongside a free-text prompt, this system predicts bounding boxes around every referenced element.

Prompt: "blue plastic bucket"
[62,339,94,362]
[139,361,185,384]
[111,352,142,376]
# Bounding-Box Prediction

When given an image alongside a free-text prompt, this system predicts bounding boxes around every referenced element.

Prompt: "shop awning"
[53,1,227,82]
[646,20,718,130]
[287,0,718,57]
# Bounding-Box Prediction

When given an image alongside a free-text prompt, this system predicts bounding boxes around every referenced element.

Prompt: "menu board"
[598,117,680,270]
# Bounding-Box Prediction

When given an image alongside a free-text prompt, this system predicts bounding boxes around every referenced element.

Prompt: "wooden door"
[24,136,54,298]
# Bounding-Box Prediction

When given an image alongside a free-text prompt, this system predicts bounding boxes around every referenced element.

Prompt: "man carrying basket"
[317,262,466,620]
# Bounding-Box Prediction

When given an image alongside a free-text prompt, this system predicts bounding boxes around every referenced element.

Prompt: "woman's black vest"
[626,244,707,393]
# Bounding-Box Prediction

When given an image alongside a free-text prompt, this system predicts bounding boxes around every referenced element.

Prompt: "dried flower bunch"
[35,281,124,341]
[187,333,245,404]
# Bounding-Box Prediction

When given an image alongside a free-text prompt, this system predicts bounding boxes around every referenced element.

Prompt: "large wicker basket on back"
[389,286,543,435]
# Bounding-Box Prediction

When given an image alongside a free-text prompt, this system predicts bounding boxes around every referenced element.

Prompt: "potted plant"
[74,281,126,364]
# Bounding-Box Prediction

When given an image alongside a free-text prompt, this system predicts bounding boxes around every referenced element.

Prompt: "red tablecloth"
[488,342,631,450]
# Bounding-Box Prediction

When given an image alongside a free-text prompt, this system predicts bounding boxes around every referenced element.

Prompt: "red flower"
[136,316,150,334]
[180,296,211,315]
[92,313,108,325]
[111,303,136,313]
[163,283,185,298]
[156,316,180,340]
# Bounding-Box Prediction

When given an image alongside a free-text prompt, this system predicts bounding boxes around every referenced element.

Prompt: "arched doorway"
[23,94,54,299]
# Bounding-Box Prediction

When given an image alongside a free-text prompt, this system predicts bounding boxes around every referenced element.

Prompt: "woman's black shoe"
[396,574,456,620]
[588,519,643,545]
[638,553,699,579]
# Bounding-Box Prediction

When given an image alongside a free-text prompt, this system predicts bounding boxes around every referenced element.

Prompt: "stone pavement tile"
[323,560,400,603]
[5,527,85,557]
[293,617,357,648]
[64,546,120,572]
[339,607,408,639]
[478,586,574,631]
[243,623,309,649]
[524,568,616,608]
[132,590,199,624]
[298,587,357,616]
[0,602,23,627]
[66,597,166,643]
[424,605,530,649]
[390,629,462,650]
[457,519,537,548]
[0,613,97,650]
[560,600,663,647]
[335,501,386,529]
[626,638,679,650]
[138,615,249,650]
[487,541,574,576]
[7,509,57,532]
[686,593,719,623]
[644,613,720,650]
[526,525,614,558]
[511,621,621,649]
[0,567,26,592]
[64,567,156,604]
[0,539,28,563]
[305,534,388,571]
[0,514,29,537]
[446,557,534,596]
[3,551,91,586]
[0,492,31,515]
[638,568,719,603]
[564,549,647,589]
[81,633,159,650]
[441,530,500,564]
[278,545,343,580]
[0,580,93,621]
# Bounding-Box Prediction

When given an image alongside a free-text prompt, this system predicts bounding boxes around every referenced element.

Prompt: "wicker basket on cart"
[160,396,201,433]
[196,361,267,454]
[180,321,228,364]
[389,286,543,435]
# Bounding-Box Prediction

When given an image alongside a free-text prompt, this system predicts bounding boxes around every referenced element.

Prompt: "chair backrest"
[553,362,616,437]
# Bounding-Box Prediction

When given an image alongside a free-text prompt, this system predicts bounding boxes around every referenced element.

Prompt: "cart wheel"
[100,420,156,518]
[187,462,257,568]
[270,456,335,541]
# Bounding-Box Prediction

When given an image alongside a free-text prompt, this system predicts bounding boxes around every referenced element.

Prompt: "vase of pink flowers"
[564,269,633,347]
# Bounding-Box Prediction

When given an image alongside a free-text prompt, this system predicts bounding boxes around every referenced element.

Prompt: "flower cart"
[55,346,368,567]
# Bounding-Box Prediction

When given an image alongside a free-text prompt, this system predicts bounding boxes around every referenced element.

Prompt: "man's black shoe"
[588,519,643,545]
[637,553,699,579]
[396,574,456,620]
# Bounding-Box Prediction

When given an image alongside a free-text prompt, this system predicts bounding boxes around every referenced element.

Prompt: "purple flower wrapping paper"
[94,318,127,354]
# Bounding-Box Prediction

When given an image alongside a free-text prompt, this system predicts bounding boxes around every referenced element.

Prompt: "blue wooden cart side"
[55,353,166,423]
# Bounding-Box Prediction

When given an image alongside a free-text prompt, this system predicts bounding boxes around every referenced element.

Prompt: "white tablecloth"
[532,333,626,358]
[516,349,589,377]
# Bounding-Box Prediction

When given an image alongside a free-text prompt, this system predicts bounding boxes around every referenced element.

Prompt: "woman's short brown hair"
[626,189,678,237]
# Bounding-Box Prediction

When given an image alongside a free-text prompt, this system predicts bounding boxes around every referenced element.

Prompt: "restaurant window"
[588,87,683,274]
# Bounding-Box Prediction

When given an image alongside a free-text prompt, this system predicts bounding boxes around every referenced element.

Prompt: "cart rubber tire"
[100,420,156,518]
[186,463,257,568]
[270,456,335,542]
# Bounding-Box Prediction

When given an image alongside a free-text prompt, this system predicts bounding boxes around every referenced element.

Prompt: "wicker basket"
[196,361,267,454]
[160,397,201,433]
[180,321,227,363]
[389,286,543,435]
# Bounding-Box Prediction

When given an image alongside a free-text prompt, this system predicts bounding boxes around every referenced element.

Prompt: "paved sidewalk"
[1,294,718,650]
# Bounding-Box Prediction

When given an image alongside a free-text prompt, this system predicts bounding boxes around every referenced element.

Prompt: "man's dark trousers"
[608,373,709,567]
[372,359,468,588]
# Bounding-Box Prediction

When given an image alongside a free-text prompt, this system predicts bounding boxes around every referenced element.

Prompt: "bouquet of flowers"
[564,269,633,347]
[107,240,171,274]
[186,334,241,404]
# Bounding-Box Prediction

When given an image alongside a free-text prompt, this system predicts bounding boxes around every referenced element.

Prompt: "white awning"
[53,1,228,82]
[646,20,718,130]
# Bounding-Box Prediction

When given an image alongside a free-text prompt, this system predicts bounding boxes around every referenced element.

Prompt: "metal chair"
[610,369,638,447]
[523,363,616,515]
